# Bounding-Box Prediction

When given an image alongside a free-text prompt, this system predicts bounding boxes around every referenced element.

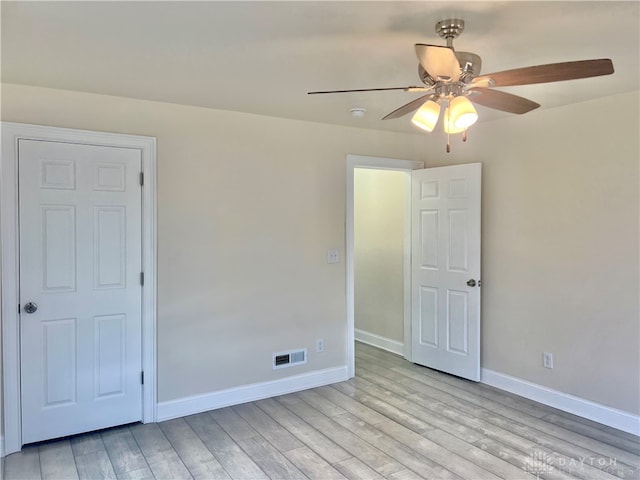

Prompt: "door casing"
[346,154,424,378]
[1,122,157,454]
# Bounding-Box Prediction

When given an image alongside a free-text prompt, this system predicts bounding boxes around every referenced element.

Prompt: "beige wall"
[0,83,427,403]
[425,91,640,414]
[1,84,638,417]
[354,168,405,342]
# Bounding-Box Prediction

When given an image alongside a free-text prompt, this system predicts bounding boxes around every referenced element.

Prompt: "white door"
[411,163,481,381]
[19,139,143,444]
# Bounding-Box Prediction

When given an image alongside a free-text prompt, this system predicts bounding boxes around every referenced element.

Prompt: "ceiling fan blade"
[472,59,614,87]
[468,88,540,114]
[415,44,461,82]
[307,86,430,95]
[382,94,436,120]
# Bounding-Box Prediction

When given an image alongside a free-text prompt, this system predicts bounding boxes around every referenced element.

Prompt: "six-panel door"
[411,163,481,381]
[19,139,143,444]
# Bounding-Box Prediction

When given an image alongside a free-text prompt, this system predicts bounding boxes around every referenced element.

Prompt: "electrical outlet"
[316,338,324,353]
[543,352,554,369]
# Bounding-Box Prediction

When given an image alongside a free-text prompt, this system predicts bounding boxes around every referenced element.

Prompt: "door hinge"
[141,371,144,385]
[139,172,144,186]
[140,272,144,286]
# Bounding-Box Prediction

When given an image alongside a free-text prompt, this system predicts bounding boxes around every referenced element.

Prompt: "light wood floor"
[4,342,639,480]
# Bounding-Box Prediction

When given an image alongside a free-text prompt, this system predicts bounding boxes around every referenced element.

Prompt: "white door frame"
[1,122,157,454]
[346,154,424,378]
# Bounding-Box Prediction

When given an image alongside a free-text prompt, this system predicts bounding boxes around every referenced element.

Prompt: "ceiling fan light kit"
[411,100,440,132]
[448,96,478,130]
[308,18,614,153]
[444,108,465,135]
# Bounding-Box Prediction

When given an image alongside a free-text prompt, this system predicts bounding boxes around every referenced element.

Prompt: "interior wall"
[0,83,427,404]
[1,83,638,418]
[354,168,405,343]
[425,91,640,415]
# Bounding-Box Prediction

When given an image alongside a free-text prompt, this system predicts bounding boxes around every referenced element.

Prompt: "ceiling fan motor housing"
[456,52,482,82]
[435,83,464,102]
[434,19,481,82]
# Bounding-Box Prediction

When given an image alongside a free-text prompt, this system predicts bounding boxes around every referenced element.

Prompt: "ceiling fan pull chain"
[462,130,467,142]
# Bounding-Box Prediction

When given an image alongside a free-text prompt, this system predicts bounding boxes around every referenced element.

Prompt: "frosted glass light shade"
[443,107,466,134]
[449,96,478,129]
[411,100,441,132]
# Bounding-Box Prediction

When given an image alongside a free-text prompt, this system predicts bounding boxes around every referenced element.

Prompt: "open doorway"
[347,156,483,382]
[345,155,424,378]
[353,168,406,353]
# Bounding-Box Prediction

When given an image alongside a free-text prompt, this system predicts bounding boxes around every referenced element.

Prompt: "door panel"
[418,286,438,346]
[94,313,127,398]
[411,163,481,381]
[42,317,77,406]
[94,206,126,288]
[19,139,143,444]
[42,205,76,291]
[447,290,468,354]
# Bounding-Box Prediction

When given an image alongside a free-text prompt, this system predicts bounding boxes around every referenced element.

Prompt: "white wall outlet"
[543,352,554,369]
[327,249,340,264]
[316,338,324,353]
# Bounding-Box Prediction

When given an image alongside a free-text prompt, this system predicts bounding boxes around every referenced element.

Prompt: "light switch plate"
[327,249,340,264]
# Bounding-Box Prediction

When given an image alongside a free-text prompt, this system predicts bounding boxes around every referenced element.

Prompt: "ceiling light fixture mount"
[435,18,465,46]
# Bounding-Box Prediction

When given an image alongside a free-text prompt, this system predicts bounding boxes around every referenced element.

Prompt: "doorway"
[346,155,424,378]
[1,122,157,454]
[353,169,406,353]
[346,155,482,382]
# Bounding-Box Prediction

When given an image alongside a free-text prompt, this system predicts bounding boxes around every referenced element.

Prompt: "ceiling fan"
[308,19,614,152]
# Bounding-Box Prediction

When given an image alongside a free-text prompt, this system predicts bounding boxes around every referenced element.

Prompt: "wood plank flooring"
[4,343,639,479]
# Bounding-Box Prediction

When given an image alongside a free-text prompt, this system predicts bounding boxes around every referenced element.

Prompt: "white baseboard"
[355,329,404,356]
[157,366,348,422]
[481,368,640,436]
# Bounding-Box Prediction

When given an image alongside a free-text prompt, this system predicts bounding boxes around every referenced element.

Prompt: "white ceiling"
[2,1,639,134]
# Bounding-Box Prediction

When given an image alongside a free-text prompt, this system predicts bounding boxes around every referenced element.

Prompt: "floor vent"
[273,348,307,370]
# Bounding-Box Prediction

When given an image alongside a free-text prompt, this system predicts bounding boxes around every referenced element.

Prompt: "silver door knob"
[24,302,38,314]
[466,279,477,287]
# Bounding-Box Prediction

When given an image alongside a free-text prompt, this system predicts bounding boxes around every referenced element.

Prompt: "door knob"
[23,302,38,314]
[466,279,477,287]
